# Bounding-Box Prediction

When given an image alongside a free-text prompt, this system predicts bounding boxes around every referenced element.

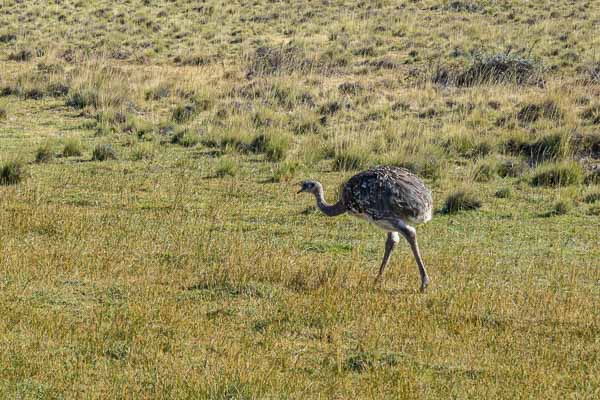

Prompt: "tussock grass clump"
[171,103,197,123]
[332,146,371,171]
[471,160,496,182]
[66,89,99,109]
[345,351,374,373]
[434,53,544,87]
[530,162,583,187]
[171,128,201,147]
[338,82,363,95]
[584,169,600,185]
[496,158,527,177]
[130,143,156,161]
[581,105,600,125]
[123,117,154,138]
[215,158,237,177]
[516,100,563,124]
[35,142,54,163]
[385,154,443,181]
[271,161,302,182]
[540,201,571,217]
[92,144,118,161]
[250,133,290,162]
[442,190,482,214]
[62,138,83,157]
[495,187,511,198]
[445,135,493,159]
[0,107,6,120]
[246,43,310,77]
[503,133,565,163]
[583,192,600,204]
[292,112,322,135]
[0,160,26,185]
[8,49,33,62]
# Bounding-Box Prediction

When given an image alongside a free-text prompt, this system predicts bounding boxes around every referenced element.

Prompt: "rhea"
[298,166,433,292]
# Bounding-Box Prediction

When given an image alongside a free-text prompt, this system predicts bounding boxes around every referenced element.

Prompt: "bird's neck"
[314,187,346,217]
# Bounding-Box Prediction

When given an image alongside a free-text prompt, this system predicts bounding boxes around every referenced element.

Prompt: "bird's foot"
[420,278,430,293]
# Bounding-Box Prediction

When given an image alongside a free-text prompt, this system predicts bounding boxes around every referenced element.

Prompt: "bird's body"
[342,166,433,226]
[298,166,433,291]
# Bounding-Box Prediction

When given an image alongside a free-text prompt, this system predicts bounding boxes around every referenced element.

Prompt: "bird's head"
[297,180,321,195]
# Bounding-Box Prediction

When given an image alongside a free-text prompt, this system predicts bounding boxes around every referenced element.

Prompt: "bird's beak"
[297,188,304,194]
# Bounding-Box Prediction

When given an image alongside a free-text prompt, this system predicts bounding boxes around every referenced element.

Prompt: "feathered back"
[341,166,433,224]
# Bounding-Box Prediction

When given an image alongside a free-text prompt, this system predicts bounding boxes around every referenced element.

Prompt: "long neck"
[314,186,346,217]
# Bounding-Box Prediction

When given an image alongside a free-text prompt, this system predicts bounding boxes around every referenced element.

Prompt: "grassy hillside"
[1,0,599,398]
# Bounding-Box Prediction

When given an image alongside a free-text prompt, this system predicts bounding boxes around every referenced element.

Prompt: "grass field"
[1,0,600,398]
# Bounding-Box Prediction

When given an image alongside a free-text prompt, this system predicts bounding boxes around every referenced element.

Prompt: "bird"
[297,166,433,292]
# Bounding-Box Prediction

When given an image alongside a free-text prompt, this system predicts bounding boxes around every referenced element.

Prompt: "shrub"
[35,143,54,163]
[0,160,26,185]
[530,162,583,187]
[62,138,83,157]
[92,144,118,161]
[441,190,482,214]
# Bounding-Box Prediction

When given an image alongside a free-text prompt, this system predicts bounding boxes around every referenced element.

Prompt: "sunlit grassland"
[1,0,600,398]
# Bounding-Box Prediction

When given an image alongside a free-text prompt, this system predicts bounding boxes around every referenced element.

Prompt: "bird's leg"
[396,221,430,292]
[375,232,399,283]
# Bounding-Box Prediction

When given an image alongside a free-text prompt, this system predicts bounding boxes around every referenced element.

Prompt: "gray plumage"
[298,166,433,291]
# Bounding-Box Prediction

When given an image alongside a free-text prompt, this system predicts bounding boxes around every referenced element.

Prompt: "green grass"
[1,0,600,398]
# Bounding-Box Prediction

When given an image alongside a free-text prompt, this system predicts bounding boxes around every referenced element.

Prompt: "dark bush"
[503,133,563,163]
[8,49,33,62]
[0,160,26,185]
[338,82,363,95]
